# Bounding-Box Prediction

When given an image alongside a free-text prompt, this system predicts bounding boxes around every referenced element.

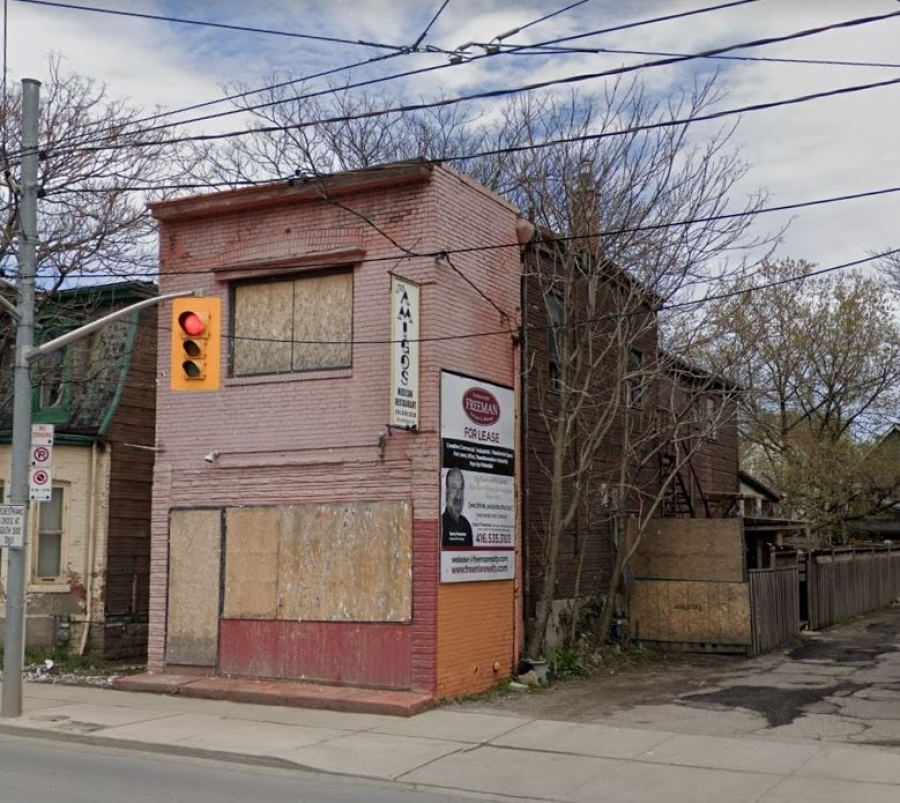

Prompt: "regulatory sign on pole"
[30,444,52,468]
[31,423,54,447]
[0,505,26,548]
[29,468,52,502]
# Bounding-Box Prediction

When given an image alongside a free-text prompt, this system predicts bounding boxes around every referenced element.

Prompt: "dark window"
[627,349,644,408]
[546,293,565,389]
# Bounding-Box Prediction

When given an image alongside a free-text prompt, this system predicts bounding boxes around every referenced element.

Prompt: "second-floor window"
[546,292,565,389]
[627,349,644,408]
[706,396,719,441]
[231,270,353,377]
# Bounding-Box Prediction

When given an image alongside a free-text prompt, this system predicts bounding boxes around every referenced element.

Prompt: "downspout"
[514,218,535,663]
[79,441,99,655]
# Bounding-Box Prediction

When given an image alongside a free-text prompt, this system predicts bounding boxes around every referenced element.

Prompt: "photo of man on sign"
[441,467,473,547]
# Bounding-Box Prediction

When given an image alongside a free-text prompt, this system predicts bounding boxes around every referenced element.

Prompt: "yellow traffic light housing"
[171,297,221,391]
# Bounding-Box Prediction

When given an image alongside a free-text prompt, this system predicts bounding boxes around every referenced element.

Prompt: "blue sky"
[4,0,900,273]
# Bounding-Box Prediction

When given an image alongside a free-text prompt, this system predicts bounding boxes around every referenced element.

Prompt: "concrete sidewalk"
[1,681,900,802]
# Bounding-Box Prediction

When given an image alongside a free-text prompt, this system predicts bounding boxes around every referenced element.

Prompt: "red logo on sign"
[32,470,49,485]
[463,388,500,426]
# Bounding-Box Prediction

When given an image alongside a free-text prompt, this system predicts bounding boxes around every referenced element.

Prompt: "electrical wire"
[32,6,900,161]
[37,180,900,283]
[500,44,900,71]
[15,0,410,51]
[38,67,900,190]
[37,0,763,144]
[412,0,450,50]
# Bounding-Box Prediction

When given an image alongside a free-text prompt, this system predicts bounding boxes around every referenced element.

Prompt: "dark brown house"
[519,237,743,651]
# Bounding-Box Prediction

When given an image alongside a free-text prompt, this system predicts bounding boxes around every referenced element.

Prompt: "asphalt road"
[0,733,496,803]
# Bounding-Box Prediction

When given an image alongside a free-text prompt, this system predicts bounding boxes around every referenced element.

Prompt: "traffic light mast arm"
[20,289,203,367]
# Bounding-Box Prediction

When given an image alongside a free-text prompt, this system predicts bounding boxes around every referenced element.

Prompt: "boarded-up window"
[223,501,413,623]
[232,271,352,376]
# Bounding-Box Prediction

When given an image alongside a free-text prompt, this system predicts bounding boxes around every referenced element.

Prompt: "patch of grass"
[551,649,589,679]
[0,647,145,677]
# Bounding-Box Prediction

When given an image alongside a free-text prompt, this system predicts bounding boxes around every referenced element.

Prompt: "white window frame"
[32,484,68,585]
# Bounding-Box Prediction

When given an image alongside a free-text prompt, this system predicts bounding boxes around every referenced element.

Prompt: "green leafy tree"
[705,258,900,539]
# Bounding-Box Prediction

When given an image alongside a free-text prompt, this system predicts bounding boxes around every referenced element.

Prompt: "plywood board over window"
[224,501,412,623]
[232,270,352,376]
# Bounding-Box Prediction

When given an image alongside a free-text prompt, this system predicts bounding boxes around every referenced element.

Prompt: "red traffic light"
[179,311,207,337]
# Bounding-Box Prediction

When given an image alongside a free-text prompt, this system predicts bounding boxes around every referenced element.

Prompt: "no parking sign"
[29,468,52,502]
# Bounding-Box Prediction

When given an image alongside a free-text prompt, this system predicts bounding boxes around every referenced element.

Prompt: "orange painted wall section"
[437,580,515,699]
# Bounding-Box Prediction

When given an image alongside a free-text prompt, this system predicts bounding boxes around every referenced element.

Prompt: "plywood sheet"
[166,508,221,665]
[223,507,281,618]
[224,501,412,624]
[631,518,745,582]
[630,579,751,646]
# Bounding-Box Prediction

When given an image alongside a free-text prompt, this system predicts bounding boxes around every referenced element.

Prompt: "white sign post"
[29,424,54,502]
[31,423,54,446]
[0,505,26,548]
[390,276,419,429]
[29,468,52,502]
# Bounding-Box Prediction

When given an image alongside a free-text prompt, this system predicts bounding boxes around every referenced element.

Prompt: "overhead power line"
[505,44,900,71]
[26,0,757,144]
[42,180,900,279]
[32,6,900,161]
[15,0,409,50]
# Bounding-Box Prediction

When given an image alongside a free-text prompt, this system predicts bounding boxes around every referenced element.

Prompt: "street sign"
[0,505,26,548]
[31,424,54,446]
[29,468,52,502]
[30,444,52,468]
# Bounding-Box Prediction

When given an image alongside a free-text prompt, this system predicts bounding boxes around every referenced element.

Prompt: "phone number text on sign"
[474,531,514,546]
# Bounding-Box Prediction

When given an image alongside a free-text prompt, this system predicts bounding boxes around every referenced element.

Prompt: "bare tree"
[190,75,486,184]
[1,57,196,409]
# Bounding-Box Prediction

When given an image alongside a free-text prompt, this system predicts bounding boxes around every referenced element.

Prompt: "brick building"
[149,161,528,700]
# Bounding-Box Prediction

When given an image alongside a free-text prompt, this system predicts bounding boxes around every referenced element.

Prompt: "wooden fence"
[749,565,799,656]
[807,546,900,630]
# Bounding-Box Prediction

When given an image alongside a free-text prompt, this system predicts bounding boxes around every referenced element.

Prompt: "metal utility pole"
[2,78,40,718]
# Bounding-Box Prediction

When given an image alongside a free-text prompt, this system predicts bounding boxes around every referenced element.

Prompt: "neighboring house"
[0,281,157,658]
[519,249,744,649]
[843,424,900,542]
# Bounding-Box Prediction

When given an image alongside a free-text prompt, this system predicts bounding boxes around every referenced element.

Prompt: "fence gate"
[749,565,799,656]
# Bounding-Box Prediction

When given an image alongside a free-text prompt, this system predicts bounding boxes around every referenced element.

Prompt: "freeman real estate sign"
[440,371,515,583]
[390,276,419,429]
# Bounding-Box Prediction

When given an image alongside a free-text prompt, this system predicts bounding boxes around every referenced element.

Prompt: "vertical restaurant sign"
[390,276,419,429]
[440,371,516,583]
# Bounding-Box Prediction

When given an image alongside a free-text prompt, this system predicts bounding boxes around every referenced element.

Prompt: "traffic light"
[171,297,221,391]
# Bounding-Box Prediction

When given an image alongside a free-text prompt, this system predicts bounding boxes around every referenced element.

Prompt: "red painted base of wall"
[218,619,412,689]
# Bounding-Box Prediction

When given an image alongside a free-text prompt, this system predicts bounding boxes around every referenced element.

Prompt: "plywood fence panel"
[631,579,751,647]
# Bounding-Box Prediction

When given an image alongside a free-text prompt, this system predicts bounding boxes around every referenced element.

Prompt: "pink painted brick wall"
[149,164,523,692]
